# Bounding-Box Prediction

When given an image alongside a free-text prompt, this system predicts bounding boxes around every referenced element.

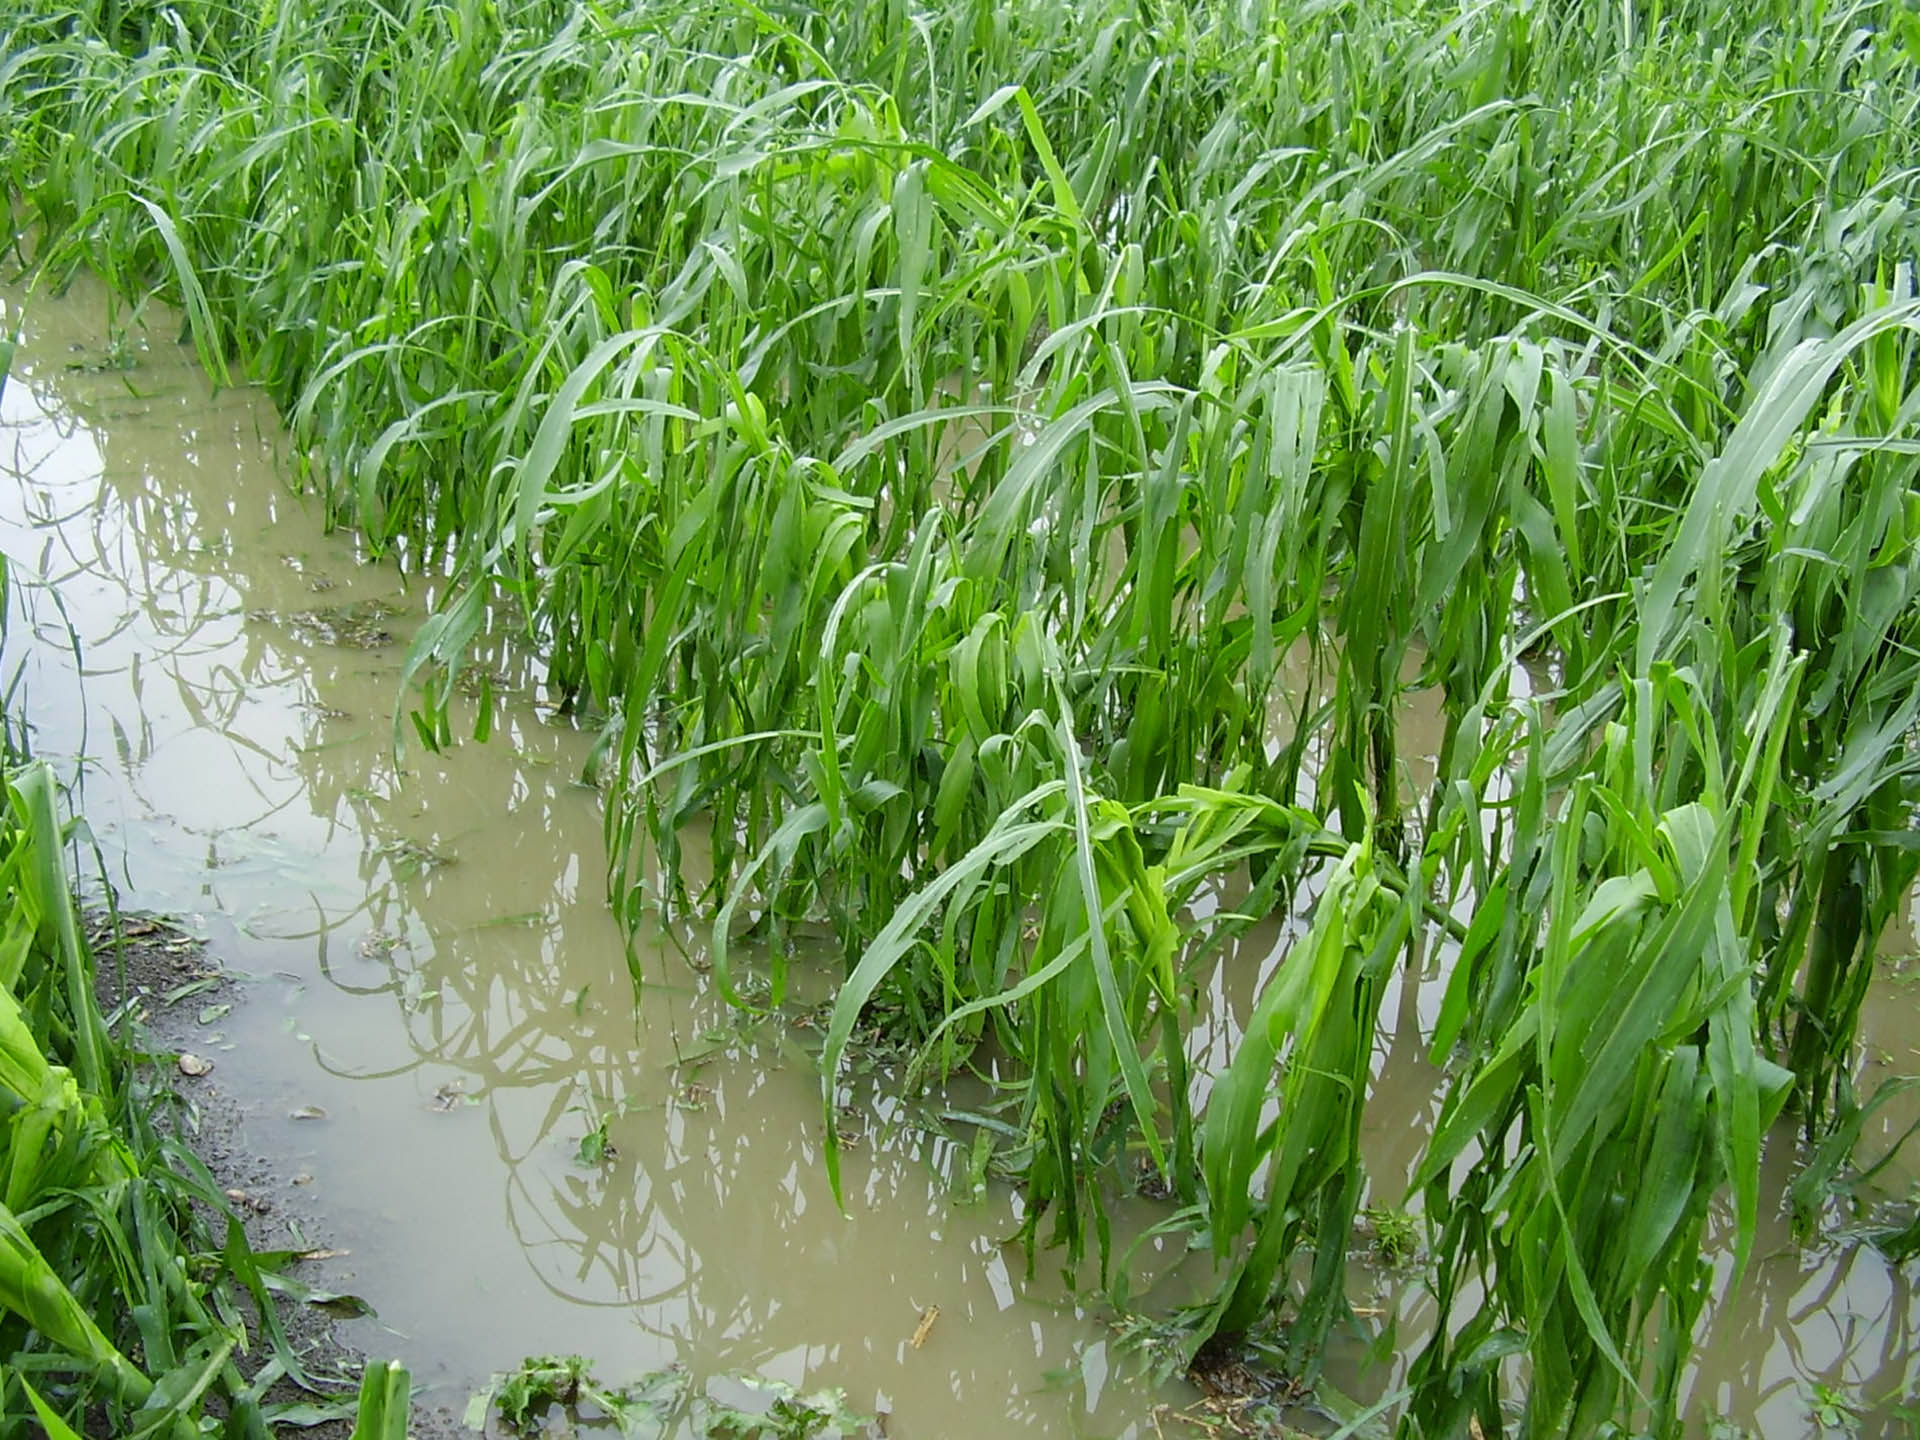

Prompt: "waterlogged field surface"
[2,282,1917,1435]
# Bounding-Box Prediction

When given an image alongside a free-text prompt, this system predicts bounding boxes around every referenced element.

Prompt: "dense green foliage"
[4,0,1919,1433]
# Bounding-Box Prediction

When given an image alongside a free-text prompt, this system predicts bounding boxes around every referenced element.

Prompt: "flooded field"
[3,280,1917,1436]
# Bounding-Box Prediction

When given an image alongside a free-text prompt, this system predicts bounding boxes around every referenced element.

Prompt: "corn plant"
[5,0,1919,1432]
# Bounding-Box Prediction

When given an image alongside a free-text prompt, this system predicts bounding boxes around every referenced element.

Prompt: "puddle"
[0,278,1188,1435]
[2,277,1916,1438]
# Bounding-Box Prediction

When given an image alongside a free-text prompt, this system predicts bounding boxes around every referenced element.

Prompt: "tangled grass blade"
[4,0,1919,1431]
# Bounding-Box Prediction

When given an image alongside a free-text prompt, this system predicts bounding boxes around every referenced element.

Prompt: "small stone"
[177,1053,214,1077]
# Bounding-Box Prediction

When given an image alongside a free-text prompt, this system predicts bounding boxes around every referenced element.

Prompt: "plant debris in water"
[467,1357,878,1439]
[380,836,458,877]
[249,597,405,649]
[8,0,1920,1430]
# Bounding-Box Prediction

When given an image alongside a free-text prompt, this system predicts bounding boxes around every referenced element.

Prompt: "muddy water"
[0,280,1187,1436]
[1174,889,1920,1435]
[2,278,1917,1439]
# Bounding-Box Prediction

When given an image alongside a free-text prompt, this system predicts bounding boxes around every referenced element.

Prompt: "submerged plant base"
[4,0,1920,1432]
[467,1357,879,1440]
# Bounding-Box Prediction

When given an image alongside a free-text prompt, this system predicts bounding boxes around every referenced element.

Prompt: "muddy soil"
[93,911,467,1440]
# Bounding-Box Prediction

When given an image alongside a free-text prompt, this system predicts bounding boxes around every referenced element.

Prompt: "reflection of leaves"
[1874,1205,1920,1262]
[673,1025,746,1068]
[455,667,515,699]
[399,965,438,1013]
[470,909,549,931]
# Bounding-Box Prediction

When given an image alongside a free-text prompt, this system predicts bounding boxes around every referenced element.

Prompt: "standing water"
[0,277,1181,1436]
[2,280,1916,1437]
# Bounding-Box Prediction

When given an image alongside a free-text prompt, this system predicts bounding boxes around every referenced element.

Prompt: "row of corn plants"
[5,0,1919,1432]
[0,546,412,1434]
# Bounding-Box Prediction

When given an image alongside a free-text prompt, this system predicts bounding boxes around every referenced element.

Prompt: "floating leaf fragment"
[163,976,223,1005]
[308,1291,373,1318]
[910,1305,940,1349]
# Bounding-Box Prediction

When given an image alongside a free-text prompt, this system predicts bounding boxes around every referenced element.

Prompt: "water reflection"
[0,279,1166,1436]
[3,277,1916,1438]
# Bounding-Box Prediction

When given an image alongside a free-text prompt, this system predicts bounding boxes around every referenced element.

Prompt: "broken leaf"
[910,1305,940,1349]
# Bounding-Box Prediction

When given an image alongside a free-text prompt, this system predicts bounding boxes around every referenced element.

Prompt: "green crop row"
[4,0,1918,1432]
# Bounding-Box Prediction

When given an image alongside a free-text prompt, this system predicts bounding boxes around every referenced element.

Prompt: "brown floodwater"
[1,277,1915,1438]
